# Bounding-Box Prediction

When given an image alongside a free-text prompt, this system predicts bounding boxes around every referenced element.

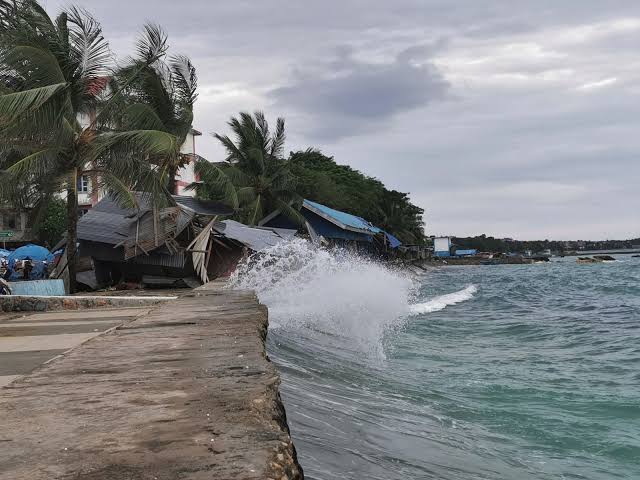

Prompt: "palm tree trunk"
[167,165,178,195]
[66,174,79,294]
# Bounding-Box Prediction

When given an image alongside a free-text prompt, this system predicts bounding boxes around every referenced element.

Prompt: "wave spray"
[229,239,415,356]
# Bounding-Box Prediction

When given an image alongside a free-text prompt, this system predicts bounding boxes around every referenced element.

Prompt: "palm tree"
[0,1,176,291]
[191,111,302,225]
[113,25,198,194]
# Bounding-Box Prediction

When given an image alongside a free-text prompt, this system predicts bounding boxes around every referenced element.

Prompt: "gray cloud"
[42,0,640,239]
[272,46,449,139]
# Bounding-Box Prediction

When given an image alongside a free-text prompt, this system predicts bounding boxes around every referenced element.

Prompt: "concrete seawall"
[0,286,303,479]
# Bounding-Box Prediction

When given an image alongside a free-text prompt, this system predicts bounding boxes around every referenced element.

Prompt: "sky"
[46,0,640,240]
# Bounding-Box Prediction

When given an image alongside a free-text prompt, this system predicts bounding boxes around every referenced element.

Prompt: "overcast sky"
[46,0,640,240]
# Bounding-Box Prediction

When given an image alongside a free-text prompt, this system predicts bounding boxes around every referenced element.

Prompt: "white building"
[434,237,452,257]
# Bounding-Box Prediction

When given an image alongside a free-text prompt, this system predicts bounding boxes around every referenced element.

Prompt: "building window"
[78,175,90,193]
[2,212,17,230]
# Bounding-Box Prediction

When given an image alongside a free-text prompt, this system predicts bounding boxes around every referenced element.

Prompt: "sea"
[231,240,640,480]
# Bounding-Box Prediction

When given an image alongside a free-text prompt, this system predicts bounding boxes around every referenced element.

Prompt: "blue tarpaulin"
[455,249,478,257]
[0,249,10,258]
[384,232,402,249]
[10,279,65,296]
[7,244,54,281]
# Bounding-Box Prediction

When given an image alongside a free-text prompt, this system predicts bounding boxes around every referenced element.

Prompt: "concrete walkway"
[0,287,302,480]
[0,308,149,387]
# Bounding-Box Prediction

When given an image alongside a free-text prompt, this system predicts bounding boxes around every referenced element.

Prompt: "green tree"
[37,198,66,247]
[0,1,176,291]
[192,111,302,225]
[114,25,198,194]
[289,149,426,244]
[377,190,425,244]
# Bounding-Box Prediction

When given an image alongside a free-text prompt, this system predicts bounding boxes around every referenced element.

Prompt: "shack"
[260,199,401,254]
[76,194,292,288]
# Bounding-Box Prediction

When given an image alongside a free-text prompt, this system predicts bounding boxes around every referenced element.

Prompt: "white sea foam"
[229,239,476,356]
[228,239,414,356]
[409,285,478,315]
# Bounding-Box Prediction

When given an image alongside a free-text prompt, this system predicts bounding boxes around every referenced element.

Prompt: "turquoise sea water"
[267,256,640,479]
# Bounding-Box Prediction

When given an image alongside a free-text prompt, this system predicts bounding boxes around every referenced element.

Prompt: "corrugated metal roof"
[303,200,380,234]
[78,211,131,245]
[173,196,234,216]
[130,250,188,268]
[79,193,232,249]
[213,220,286,252]
[92,194,233,217]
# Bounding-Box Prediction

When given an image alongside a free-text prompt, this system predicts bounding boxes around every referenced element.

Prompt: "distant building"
[0,206,34,246]
[433,237,452,257]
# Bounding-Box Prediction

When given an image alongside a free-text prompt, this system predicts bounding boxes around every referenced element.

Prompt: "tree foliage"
[0,0,176,291]
[37,198,66,247]
[289,150,425,243]
[192,111,304,226]
[112,25,198,193]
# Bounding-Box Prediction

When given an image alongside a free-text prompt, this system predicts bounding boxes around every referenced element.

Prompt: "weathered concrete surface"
[0,308,151,384]
[0,287,303,480]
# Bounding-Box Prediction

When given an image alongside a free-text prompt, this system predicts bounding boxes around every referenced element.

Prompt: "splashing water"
[409,284,478,315]
[229,239,415,356]
[229,239,479,358]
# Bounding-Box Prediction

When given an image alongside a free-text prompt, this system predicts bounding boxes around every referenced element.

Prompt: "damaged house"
[76,194,293,288]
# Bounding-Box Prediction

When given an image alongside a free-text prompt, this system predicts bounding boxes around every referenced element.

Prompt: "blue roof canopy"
[384,232,402,249]
[303,200,381,234]
[260,199,402,247]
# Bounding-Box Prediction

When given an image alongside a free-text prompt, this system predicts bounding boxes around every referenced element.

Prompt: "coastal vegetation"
[289,150,425,244]
[191,112,305,226]
[453,235,640,254]
[112,24,199,194]
[0,1,179,290]
[192,114,426,242]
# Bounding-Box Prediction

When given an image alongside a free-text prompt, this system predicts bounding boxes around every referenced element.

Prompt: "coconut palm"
[113,25,198,193]
[0,1,176,291]
[191,111,302,226]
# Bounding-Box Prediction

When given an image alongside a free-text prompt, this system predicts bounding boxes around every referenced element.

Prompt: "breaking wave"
[229,239,477,356]
[229,239,414,356]
[409,285,478,315]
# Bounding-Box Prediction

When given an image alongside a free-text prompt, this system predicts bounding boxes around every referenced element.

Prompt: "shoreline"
[0,284,303,479]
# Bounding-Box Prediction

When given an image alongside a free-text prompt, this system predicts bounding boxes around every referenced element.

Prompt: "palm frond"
[237,186,257,205]
[269,117,286,158]
[67,6,110,80]
[191,159,239,209]
[121,103,166,131]
[92,129,177,160]
[170,54,197,106]
[6,147,60,177]
[0,82,67,125]
[135,23,167,65]
[0,45,66,87]
[273,197,305,227]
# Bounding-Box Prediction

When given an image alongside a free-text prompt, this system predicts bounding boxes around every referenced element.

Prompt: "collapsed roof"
[78,194,293,283]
